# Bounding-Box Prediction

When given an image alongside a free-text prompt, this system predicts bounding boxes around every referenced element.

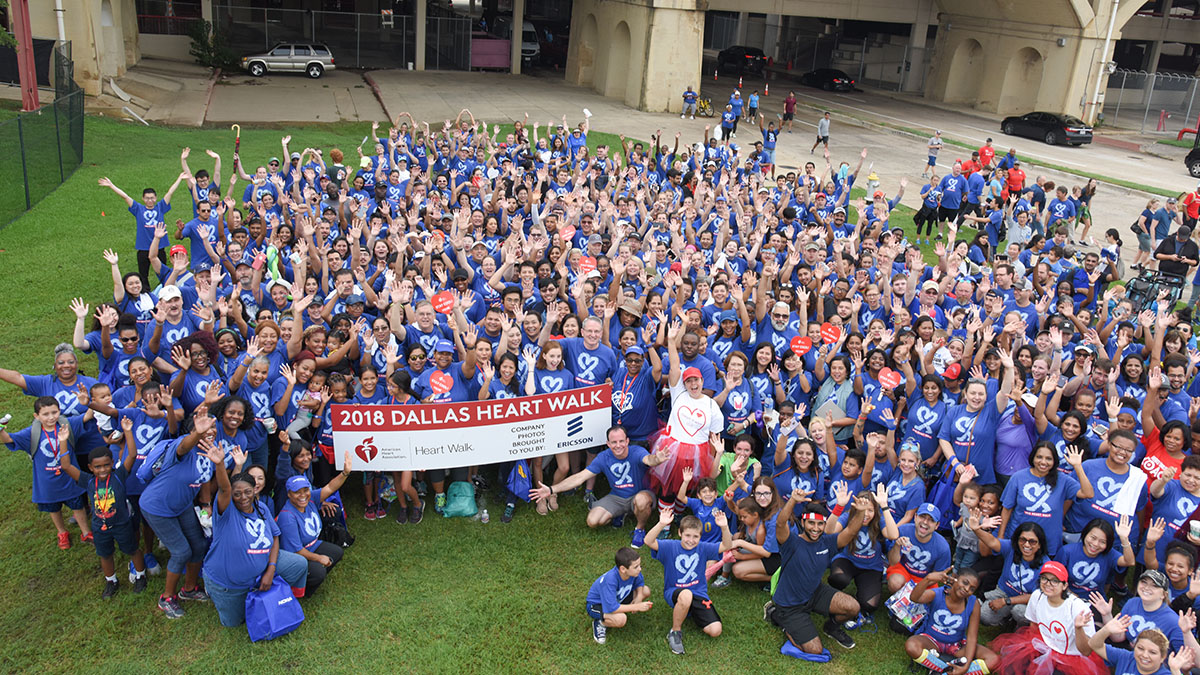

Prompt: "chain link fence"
[0,42,84,228]
[212,3,472,70]
[1103,69,1200,136]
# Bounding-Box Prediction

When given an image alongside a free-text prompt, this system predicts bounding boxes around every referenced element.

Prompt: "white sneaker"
[196,506,213,537]
[690,115,695,120]
[680,114,685,119]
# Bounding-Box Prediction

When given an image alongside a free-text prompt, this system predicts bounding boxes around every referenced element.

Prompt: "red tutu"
[990,626,1108,675]
[648,436,713,497]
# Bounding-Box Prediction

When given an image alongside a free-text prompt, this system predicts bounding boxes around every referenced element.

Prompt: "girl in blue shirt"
[770,436,826,502]
[525,342,576,511]
[715,352,761,443]
[1087,616,1177,675]
[1054,516,1135,597]
[829,484,899,620]
[883,444,926,525]
[976,520,1048,626]
[906,569,999,673]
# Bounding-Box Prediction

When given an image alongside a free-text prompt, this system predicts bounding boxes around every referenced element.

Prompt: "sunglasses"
[119,336,139,343]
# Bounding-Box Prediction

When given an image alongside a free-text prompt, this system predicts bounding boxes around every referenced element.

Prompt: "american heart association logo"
[355,436,379,463]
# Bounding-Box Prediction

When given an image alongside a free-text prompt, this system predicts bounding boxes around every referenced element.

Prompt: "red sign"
[579,256,597,274]
[820,322,841,345]
[559,225,576,244]
[878,367,902,390]
[790,336,812,357]
[432,290,455,314]
[430,370,453,394]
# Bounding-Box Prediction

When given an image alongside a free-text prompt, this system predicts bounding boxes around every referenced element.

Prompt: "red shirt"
[1183,191,1200,219]
[1140,427,1185,484]
[979,146,995,168]
[1006,168,1026,192]
[960,159,978,176]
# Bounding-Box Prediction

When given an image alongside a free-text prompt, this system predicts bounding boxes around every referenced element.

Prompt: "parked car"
[717,45,766,75]
[1187,133,1200,177]
[493,17,540,65]
[242,43,335,78]
[1000,111,1093,146]
[798,68,855,91]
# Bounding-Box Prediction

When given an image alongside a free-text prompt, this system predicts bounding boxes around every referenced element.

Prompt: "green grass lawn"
[0,115,967,672]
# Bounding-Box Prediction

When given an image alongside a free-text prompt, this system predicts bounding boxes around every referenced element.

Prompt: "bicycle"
[696,97,715,118]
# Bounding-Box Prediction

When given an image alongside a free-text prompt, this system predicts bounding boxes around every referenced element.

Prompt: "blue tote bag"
[246,574,305,642]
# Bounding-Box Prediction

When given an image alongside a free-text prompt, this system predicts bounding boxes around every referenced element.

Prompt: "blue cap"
[434,339,455,353]
[234,255,253,268]
[916,503,942,522]
[347,293,366,305]
[193,260,213,272]
[625,345,645,356]
[718,310,737,323]
[285,475,312,492]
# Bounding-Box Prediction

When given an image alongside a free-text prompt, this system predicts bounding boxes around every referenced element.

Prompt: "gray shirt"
[928,136,943,156]
[817,117,830,137]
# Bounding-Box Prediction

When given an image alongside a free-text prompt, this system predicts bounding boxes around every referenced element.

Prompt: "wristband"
[267,562,276,568]
[831,504,845,517]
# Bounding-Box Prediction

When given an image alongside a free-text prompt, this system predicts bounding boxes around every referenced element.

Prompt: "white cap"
[159,285,182,301]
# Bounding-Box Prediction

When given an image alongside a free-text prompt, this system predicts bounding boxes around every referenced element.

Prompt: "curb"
[201,67,221,126]
[363,72,392,123]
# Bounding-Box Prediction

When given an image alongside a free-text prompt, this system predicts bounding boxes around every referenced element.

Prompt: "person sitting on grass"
[276,453,352,598]
[585,546,654,645]
[674,467,732,586]
[56,416,149,598]
[644,507,734,656]
[905,568,999,675]
[1080,614,1191,675]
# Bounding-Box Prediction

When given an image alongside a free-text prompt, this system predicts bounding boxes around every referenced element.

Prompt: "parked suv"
[717,45,766,75]
[1188,132,1200,177]
[242,43,336,79]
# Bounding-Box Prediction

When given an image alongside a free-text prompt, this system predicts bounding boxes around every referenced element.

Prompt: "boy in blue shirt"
[58,417,149,598]
[646,507,734,655]
[585,546,653,645]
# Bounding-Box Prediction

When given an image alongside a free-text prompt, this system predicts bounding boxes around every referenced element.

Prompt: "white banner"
[331,384,612,471]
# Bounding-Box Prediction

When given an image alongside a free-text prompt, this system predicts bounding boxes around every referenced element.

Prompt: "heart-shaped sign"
[354,436,379,462]
[820,322,841,345]
[579,256,597,274]
[878,367,902,390]
[431,290,455,315]
[559,224,576,244]
[790,336,813,357]
[430,370,453,394]
[432,230,445,247]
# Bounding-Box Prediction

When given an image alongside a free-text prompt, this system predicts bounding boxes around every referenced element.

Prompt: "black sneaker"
[667,629,685,655]
[409,502,424,525]
[132,574,148,593]
[592,619,607,645]
[393,501,409,524]
[763,600,779,626]
[824,621,856,649]
[502,503,515,523]
[101,579,118,599]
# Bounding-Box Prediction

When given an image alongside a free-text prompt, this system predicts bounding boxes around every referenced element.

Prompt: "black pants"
[427,467,469,488]
[305,540,344,594]
[136,248,167,288]
[828,558,883,614]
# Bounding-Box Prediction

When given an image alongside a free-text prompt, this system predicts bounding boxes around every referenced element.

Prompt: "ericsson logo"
[566,415,584,437]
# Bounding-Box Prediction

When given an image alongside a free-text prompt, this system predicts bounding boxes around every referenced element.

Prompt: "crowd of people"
[4,101,1200,668]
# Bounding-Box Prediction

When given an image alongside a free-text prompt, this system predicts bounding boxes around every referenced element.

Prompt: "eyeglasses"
[753,491,773,497]
[198,208,211,212]
[1018,537,1040,545]
[119,336,139,343]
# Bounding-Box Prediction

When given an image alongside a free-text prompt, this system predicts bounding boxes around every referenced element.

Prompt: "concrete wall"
[566,0,704,113]
[27,0,140,96]
[139,34,193,62]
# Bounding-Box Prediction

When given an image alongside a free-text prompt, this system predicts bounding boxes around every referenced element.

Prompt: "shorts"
[937,206,960,223]
[93,520,137,558]
[774,583,839,645]
[593,492,636,518]
[886,563,923,586]
[763,552,782,576]
[816,135,829,144]
[761,149,776,165]
[918,635,965,656]
[670,588,721,629]
[927,155,938,167]
[37,494,86,512]
[783,112,794,121]
[586,590,633,619]
[1137,231,1153,252]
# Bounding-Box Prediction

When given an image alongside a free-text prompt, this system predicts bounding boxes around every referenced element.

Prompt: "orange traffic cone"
[764,83,769,96]
[738,76,743,89]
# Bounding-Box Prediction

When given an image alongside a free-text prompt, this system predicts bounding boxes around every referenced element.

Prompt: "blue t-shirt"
[277,495,324,554]
[610,365,658,441]
[1054,541,1123,597]
[586,446,650,499]
[938,403,1001,485]
[686,497,729,544]
[202,500,280,591]
[653,539,721,604]
[925,586,976,645]
[586,565,645,614]
[1149,480,1200,567]
[1064,460,1148,543]
[885,473,926,522]
[834,510,887,571]
[1104,646,1170,675]
[22,374,99,418]
[138,439,214,518]
[128,201,172,250]
[1001,469,1080,555]
[76,465,132,530]
[904,397,947,461]
[5,419,89,504]
[894,523,951,578]
[1120,597,1185,651]
[994,539,1042,596]
[560,338,617,389]
[937,174,967,209]
[414,364,473,403]
[180,216,219,267]
[775,530,836,606]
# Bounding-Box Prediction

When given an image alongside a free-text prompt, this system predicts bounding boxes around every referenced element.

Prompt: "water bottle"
[480,509,490,524]
[0,413,10,428]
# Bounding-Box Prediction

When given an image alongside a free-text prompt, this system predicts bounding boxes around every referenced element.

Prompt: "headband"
[1119,407,1138,418]
[801,512,827,522]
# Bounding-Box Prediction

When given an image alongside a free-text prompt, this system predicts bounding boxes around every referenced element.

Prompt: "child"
[0,396,93,549]
[646,509,734,655]
[286,370,327,441]
[676,468,733,587]
[585,546,654,645]
[951,471,985,572]
[57,417,149,597]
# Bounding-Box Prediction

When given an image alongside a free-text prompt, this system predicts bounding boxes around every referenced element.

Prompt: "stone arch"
[601,21,632,100]
[577,13,599,87]
[998,47,1045,115]
[943,38,984,103]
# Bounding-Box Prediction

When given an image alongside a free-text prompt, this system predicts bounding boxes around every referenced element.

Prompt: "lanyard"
[43,427,61,474]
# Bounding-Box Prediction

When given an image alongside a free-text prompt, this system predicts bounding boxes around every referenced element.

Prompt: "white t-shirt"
[1024,589,1095,656]
[667,382,724,445]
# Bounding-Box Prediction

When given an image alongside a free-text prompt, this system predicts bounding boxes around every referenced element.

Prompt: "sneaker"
[593,618,608,644]
[81,531,94,543]
[178,586,210,602]
[502,503,515,523]
[158,595,185,619]
[365,503,378,521]
[132,574,148,593]
[824,621,856,649]
[129,561,138,584]
[844,613,873,630]
[144,553,162,576]
[409,502,424,525]
[763,600,779,626]
[667,629,685,655]
[584,490,597,510]
[393,502,409,524]
[416,482,427,498]
[680,114,685,119]
[712,574,732,588]
[631,527,646,548]
[434,493,446,515]
[690,115,695,120]
[535,498,548,515]
[102,579,119,599]
[610,513,626,529]
[57,532,70,550]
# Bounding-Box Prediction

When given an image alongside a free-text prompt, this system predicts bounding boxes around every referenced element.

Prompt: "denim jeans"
[143,508,208,575]
[204,550,308,627]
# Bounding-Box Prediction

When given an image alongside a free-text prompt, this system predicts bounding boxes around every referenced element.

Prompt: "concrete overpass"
[566,0,1152,123]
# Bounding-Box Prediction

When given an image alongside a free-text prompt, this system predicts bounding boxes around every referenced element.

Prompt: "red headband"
[801,512,826,522]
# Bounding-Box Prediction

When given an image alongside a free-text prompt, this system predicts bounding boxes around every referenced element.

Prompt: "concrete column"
[736,12,748,45]
[763,14,781,61]
[1146,38,1164,73]
[903,0,932,92]
[415,0,426,71]
[201,0,213,23]
[510,0,524,75]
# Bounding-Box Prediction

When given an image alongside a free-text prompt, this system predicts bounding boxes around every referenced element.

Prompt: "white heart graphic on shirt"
[679,406,707,434]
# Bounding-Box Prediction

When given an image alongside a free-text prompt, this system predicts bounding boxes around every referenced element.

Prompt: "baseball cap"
[915,503,942,523]
[290,151,301,160]
[625,345,645,357]
[681,366,703,382]
[587,234,603,245]
[943,363,963,380]
[169,244,188,257]
[433,339,455,354]
[451,268,470,280]
[873,190,884,199]
[804,242,821,251]
[921,280,940,293]
[286,475,312,492]
[193,261,213,272]
[158,285,182,302]
[266,279,290,294]
[719,310,738,323]
[268,156,280,164]
[833,206,846,215]
[347,294,365,305]
[1040,561,1069,583]
[1140,569,1170,591]
[234,256,253,268]
[1074,343,1094,354]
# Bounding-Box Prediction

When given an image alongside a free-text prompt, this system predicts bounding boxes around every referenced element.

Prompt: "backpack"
[135,439,172,484]
[442,481,477,518]
[319,513,355,548]
[36,422,76,463]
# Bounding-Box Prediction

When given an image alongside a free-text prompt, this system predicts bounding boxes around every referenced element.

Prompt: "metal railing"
[1103,68,1200,135]
[1,42,84,227]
